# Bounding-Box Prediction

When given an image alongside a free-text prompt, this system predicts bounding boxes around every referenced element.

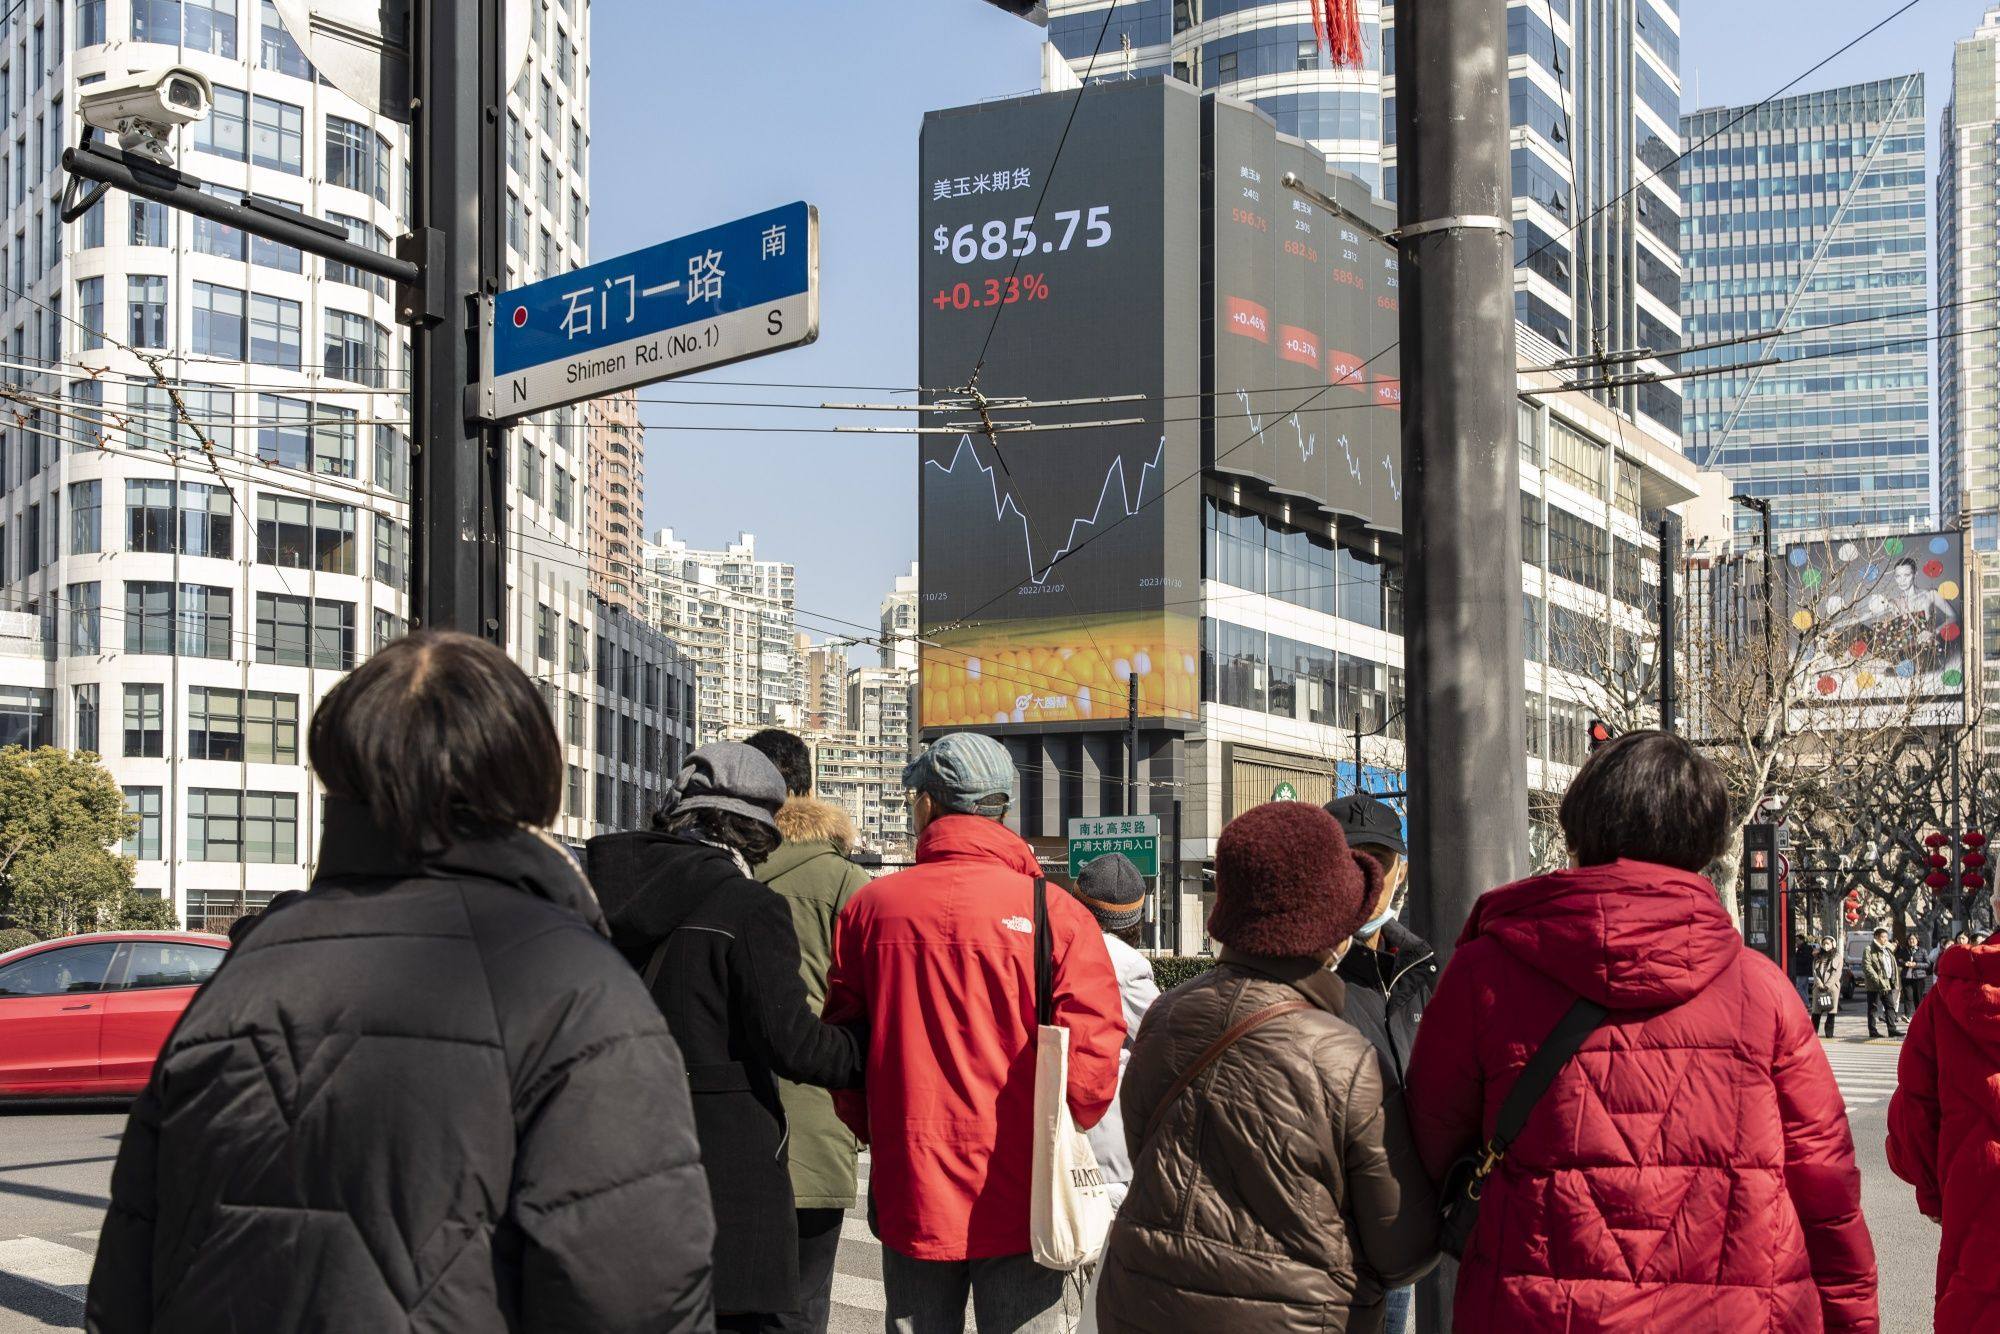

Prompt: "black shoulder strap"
[1032,876,1054,1027]
[642,937,673,992]
[1490,997,1609,1152]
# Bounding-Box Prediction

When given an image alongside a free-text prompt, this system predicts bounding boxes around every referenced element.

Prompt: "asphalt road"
[0,1033,1938,1333]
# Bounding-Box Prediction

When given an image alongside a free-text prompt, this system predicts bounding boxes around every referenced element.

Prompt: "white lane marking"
[0,1236,95,1292]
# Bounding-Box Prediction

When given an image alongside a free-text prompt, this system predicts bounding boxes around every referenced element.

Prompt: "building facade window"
[123,683,164,757]
[191,280,245,360]
[247,292,302,367]
[74,683,99,755]
[124,582,230,658]
[250,95,303,173]
[127,275,167,347]
[66,581,99,656]
[123,786,162,860]
[372,515,407,589]
[255,593,354,669]
[257,0,309,76]
[195,86,249,160]
[189,687,299,763]
[188,789,298,863]
[323,310,385,386]
[255,494,354,573]
[129,199,168,246]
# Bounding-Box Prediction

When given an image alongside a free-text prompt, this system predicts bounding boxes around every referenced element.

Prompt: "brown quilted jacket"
[1096,950,1438,1334]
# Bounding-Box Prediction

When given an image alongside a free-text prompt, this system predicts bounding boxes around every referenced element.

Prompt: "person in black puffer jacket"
[85,631,715,1334]
[1324,794,1437,1334]
[588,743,865,1334]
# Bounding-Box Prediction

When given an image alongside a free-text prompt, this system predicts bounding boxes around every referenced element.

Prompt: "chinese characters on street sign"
[482,200,818,420]
[1067,814,1161,878]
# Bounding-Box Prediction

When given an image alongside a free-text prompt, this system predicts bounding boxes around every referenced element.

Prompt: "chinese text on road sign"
[1068,815,1161,878]
[483,201,818,420]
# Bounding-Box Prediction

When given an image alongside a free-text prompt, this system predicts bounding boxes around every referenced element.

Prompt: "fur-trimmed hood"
[774,796,855,855]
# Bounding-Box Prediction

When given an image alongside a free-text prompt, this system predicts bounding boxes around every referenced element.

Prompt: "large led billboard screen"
[1208,97,1401,531]
[917,80,1203,730]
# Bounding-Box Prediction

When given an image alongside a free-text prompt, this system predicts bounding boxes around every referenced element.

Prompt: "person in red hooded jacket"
[1406,730,1878,1332]
[1887,929,2000,1331]
[823,732,1124,1333]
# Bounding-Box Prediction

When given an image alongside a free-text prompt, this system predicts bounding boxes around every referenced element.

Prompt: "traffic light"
[1587,718,1614,752]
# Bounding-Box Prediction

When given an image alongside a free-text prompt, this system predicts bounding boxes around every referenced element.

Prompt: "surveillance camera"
[78,67,213,166]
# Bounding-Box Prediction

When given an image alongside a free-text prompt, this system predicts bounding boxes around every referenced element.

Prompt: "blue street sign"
[481,200,818,420]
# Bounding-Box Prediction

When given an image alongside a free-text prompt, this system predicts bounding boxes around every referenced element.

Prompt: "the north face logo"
[1002,916,1033,934]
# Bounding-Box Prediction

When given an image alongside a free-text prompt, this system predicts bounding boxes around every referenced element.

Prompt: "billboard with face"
[1787,531,1966,727]
[917,80,1203,730]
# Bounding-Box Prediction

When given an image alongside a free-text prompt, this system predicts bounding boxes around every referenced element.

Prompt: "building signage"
[1067,814,1161,877]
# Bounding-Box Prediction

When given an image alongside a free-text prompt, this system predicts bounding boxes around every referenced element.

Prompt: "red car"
[0,931,229,1099]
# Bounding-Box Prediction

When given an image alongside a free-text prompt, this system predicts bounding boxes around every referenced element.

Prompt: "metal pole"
[1396,9,1516,1316]
[410,0,507,643]
[1355,712,1364,795]
[1396,0,1522,969]
[1761,504,1776,713]
[1170,795,1183,954]
[1954,733,1964,932]
[1126,673,1140,817]
[1659,516,1680,734]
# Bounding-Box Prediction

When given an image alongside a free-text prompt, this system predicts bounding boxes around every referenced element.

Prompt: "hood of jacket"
[1932,943,2000,1060]
[316,798,610,937]
[913,812,1042,876]
[1460,858,1740,1009]
[585,828,750,953]
[775,795,855,854]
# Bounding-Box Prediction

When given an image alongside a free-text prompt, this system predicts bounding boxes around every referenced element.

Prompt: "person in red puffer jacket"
[1886,935,2000,1332]
[1406,731,1878,1332]
[823,733,1124,1332]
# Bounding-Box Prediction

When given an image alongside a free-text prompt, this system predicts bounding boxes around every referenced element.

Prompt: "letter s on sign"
[768,308,784,336]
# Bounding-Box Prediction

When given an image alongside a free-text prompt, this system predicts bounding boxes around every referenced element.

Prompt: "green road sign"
[1067,815,1161,878]
[1272,781,1299,801]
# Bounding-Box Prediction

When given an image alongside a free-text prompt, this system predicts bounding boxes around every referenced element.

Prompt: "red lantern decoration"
[1968,851,1989,870]
[1930,853,1951,869]
[1927,832,1952,848]
[1968,831,1989,849]
[1928,871,1953,889]
[1965,872,1987,890]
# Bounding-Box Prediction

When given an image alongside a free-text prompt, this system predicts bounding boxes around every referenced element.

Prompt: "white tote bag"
[1028,877,1115,1271]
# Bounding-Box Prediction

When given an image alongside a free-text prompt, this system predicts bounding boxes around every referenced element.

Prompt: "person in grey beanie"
[588,742,867,1333]
[1071,853,1161,1211]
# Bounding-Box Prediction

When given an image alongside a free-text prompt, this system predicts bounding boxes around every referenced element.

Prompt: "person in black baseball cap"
[1321,793,1433,1334]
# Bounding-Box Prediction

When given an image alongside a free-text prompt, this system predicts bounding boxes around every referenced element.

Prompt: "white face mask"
[1356,907,1398,939]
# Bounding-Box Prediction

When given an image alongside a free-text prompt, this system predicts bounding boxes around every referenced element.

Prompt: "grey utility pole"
[409,0,507,643]
[1394,0,1524,965]
[1397,9,1518,1326]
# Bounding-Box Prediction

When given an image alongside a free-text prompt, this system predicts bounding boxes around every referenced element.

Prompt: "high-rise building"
[640,528,798,741]
[0,0,640,924]
[585,388,644,612]
[1680,77,1930,542]
[1045,0,1387,191]
[838,663,916,854]
[799,632,848,732]
[880,561,919,671]
[1045,0,1685,443]
[1942,9,2000,552]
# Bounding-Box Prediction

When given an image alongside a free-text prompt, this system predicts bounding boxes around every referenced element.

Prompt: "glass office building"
[1942,10,2000,552]
[1680,76,1930,542]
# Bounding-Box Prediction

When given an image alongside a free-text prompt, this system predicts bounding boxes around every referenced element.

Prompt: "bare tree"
[1543,539,1948,920]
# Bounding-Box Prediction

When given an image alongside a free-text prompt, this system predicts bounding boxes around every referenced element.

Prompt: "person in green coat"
[746,729,870,1334]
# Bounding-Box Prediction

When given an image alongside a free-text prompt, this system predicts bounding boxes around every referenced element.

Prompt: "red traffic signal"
[1587,719,1615,751]
[1927,832,1952,849]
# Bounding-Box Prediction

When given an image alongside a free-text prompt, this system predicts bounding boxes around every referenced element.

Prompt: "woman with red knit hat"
[1094,801,1438,1333]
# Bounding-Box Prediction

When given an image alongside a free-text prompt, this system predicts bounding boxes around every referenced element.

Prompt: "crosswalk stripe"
[0,1236,95,1293]
[832,1270,888,1313]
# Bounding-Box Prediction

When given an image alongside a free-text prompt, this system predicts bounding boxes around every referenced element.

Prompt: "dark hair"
[1109,923,1146,948]
[659,806,783,868]
[309,631,560,856]
[1893,556,1918,574]
[1557,729,1730,872]
[745,728,813,797]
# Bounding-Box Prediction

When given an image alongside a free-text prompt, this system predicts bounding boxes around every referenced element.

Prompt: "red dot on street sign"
[511,306,528,328]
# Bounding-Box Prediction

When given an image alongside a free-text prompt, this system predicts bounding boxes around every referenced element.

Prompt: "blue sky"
[588,0,1984,642]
